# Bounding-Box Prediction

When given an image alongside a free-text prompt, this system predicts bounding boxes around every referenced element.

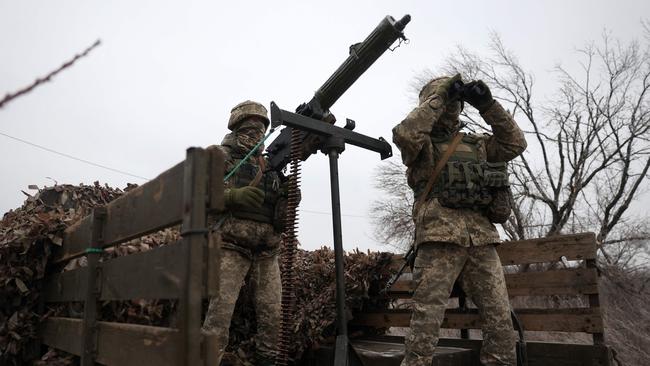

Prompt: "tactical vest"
[415,133,509,209]
[225,149,282,224]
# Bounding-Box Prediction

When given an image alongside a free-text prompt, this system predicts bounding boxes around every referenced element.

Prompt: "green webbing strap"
[223,127,276,182]
[213,127,278,232]
[85,248,103,254]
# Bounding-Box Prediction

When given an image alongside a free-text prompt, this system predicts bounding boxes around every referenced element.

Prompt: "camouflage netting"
[228,248,394,364]
[0,183,124,365]
[0,183,395,365]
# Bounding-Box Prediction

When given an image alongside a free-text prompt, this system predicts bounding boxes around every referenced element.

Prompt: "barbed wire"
[0,39,101,109]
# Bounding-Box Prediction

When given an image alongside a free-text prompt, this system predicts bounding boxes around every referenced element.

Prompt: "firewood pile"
[0,183,396,365]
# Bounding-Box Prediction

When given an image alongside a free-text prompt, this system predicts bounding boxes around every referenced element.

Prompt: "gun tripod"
[270,102,392,366]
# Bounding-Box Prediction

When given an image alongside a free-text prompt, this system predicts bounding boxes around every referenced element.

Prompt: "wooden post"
[80,206,106,366]
[585,232,604,345]
[458,294,470,339]
[206,148,223,299]
[586,258,604,345]
[180,148,208,366]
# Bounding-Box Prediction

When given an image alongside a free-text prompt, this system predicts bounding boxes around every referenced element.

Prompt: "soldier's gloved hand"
[462,80,495,113]
[224,186,265,208]
[435,73,463,103]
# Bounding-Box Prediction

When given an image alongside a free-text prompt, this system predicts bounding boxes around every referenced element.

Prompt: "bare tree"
[372,25,650,269]
[370,159,414,250]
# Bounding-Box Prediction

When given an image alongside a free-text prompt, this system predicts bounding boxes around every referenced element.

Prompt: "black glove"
[462,80,494,113]
[435,74,463,103]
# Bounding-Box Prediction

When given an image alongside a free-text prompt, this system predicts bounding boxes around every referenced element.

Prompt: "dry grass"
[600,268,650,365]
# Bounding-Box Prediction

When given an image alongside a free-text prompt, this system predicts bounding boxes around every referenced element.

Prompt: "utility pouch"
[486,186,513,224]
[273,197,288,232]
[483,162,512,224]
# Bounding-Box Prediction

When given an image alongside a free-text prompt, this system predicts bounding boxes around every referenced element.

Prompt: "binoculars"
[448,79,488,102]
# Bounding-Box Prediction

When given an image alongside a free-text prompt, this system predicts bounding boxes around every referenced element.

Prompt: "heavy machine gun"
[265,14,411,171]
[270,14,411,366]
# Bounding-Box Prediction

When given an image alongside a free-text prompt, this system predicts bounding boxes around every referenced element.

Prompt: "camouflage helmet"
[418,76,450,104]
[228,100,270,130]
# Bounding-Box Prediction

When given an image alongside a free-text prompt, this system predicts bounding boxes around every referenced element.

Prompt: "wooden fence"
[39,147,224,366]
[352,233,614,365]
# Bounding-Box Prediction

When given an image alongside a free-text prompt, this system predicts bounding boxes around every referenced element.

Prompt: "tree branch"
[0,39,101,109]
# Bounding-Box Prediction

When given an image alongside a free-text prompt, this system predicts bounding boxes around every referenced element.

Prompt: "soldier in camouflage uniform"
[203,101,285,366]
[392,75,527,366]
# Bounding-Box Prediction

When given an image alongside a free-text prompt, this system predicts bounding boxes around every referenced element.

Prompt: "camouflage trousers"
[401,243,516,366]
[202,244,282,365]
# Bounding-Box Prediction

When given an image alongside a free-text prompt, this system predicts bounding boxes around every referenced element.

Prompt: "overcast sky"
[1,0,649,252]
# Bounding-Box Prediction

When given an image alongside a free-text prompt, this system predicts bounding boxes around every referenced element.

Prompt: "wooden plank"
[586,258,605,346]
[58,215,93,262]
[387,233,597,271]
[388,268,599,298]
[352,308,604,333]
[437,338,613,366]
[346,336,613,366]
[204,333,219,366]
[205,148,223,298]
[54,161,186,263]
[207,147,225,213]
[100,240,186,300]
[44,240,190,302]
[44,266,89,302]
[525,341,613,366]
[41,317,181,366]
[504,268,599,297]
[179,147,208,366]
[40,317,224,366]
[101,161,185,245]
[497,233,597,265]
[40,316,83,356]
[308,338,477,366]
[387,279,464,298]
[95,321,182,366]
[436,338,612,366]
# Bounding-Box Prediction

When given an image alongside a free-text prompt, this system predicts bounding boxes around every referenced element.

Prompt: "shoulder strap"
[249,156,265,187]
[415,132,464,210]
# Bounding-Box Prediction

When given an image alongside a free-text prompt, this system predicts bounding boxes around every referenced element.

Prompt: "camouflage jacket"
[392,96,527,247]
[207,143,282,253]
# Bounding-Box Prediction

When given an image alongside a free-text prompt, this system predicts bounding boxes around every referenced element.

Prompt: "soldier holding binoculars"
[392,75,527,366]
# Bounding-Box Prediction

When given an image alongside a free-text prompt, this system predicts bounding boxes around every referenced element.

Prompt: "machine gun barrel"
[313,14,411,110]
[266,14,411,172]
